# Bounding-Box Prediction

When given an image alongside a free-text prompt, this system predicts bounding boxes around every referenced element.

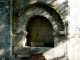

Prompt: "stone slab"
[0,0,11,59]
[14,46,66,60]
[14,46,51,55]
[31,42,44,47]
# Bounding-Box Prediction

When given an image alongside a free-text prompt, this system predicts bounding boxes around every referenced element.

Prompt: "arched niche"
[13,2,66,47]
[26,15,54,47]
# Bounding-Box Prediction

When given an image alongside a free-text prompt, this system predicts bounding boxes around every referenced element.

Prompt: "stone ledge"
[14,46,66,60]
[14,46,51,55]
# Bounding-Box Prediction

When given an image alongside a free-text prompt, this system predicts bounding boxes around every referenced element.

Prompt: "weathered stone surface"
[68,0,80,60]
[12,0,68,60]
[2,0,79,60]
[14,42,67,60]
[0,2,5,8]
[0,44,12,58]
[5,44,12,57]
[0,36,5,43]
[14,47,50,55]
[0,0,11,58]
[0,44,5,58]
[58,57,68,60]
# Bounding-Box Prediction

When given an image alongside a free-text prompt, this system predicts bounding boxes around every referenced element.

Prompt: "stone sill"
[13,46,53,55]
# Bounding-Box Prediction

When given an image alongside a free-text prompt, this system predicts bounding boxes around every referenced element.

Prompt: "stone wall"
[13,0,69,60]
[0,0,12,58]
[1,0,79,60]
[13,0,68,44]
[0,0,80,60]
[68,0,80,60]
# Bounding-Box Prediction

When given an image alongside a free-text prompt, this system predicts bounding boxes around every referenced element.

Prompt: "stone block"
[54,38,58,47]
[5,44,12,57]
[58,31,66,38]
[0,21,5,32]
[5,38,11,43]
[0,2,5,8]
[59,31,65,34]
[0,44,6,58]
[4,30,11,44]
[0,36,5,43]
[31,42,44,47]
[14,46,50,55]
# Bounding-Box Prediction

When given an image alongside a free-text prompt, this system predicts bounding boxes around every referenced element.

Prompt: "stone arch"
[18,2,65,31]
[13,2,66,47]
[12,1,69,59]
